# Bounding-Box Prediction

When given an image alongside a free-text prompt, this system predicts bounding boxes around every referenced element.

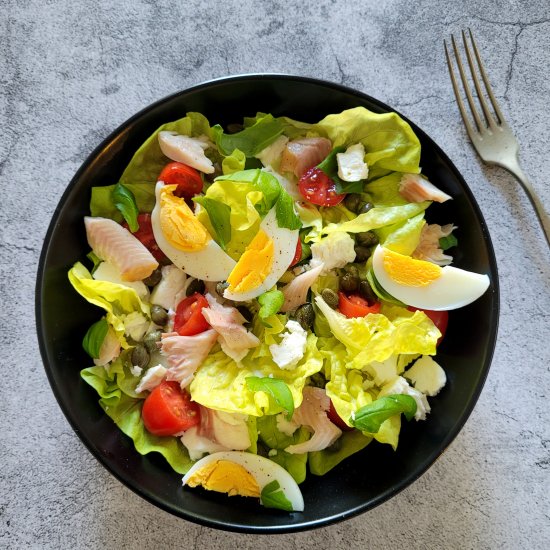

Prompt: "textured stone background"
[1,0,549,548]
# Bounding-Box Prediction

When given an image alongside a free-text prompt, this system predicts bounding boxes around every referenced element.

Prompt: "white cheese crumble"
[336,143,368,182]
[130,365,143,377]
[135,364,167,394]
[405,355,447,396]
[269,320,308,370]
[150,265,187,311]
[310,232,356,274]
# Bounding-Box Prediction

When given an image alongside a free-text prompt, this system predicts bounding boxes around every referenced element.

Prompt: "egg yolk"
[159,185,210,251]
[185,460,261,498]
[226,230,274,293]
[383,248,442,287]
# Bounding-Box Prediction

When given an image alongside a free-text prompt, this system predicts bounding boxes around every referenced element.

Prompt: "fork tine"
[468,28,505,124]
[450,34,484,133]
[461,30,498,129]
[444,39,477,139]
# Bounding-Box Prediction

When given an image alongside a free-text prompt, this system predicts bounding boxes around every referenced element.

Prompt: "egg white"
[151,182,236,281]
[223,208,299,302]
[182,450,304,511]
[372,245,490,310]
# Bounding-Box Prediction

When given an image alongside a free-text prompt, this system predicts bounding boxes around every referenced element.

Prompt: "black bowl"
[36,75,499,533]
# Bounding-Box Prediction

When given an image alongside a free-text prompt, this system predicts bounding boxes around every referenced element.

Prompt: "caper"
[355,231,379,247]
[143,330,162,353]
[309,371,327,389]
[354,245,372,263]
[340,271,360,293]
[321,288,339,309]
[359,280,377,303]
[131,344,150,370]
[237,305,253,323]
[143,267,162,287]
[357,202,374,216]
[295,303,315,330]
[186,278,205,296]
[150,304,168,326]
[344,193,363,213]
[216,281,229,296]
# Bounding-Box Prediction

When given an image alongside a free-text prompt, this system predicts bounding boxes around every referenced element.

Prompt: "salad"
[69,107,490,512]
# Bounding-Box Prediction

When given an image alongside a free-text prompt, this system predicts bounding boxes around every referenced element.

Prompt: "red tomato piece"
[298,167,345,206]
[158,162,203,199]
[173,293,210,336]
[122,213,167,263]
[142,381,201,436]
[327,400,354,431]
[408,307,449,346]
[290,239,303,267]
[338,292,381,318]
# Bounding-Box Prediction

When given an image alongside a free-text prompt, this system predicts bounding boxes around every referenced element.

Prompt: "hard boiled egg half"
[223,207,299,302]
[372,245,490,310]
[151,182,236,281]
[182,451,304,511]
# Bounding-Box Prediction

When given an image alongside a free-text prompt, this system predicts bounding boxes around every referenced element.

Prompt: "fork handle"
[500,160,550,249]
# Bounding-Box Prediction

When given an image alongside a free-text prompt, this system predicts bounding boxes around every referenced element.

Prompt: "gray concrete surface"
[2,0,549,548]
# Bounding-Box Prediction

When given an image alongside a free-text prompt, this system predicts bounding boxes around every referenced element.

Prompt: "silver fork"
[444,29,550,248]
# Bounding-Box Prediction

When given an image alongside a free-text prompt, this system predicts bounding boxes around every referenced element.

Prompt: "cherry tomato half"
[298,167,345,206]
[158,162,203,199]
[122,213,167,263]
[289,239,303,267]
[408,307,449,346]
[142,380,201,436]
[338,292,381,318]
[327,400,354,431]
[173,293,210,336]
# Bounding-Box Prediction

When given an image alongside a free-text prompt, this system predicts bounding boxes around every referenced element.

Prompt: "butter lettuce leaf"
[314,296,439,367]
[196,169,300,258]
[309,430,372,476]
[190,334,323,416]
[257,415,310,483]
[68,262,149,347]
[221,148,247,174]
[376,212,426,256]
[120,112,212,186]
[312,107,421,176]
[322,202,430,236]
[81,363,194,474]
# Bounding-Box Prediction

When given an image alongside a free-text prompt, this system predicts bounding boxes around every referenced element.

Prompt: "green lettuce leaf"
[257,415,309,483]
[90,183,156,221]
[321,202,430,236]
[190,334,323,416]
[119,112,212,186]
[68,262,149,346]
[81,363,194,474]
[82,318,109,359]
[314,296,439,366]
[364,172,409,207]
[196,169,300,258]
[376,213,425,256]
[260,480,294,511]
[308,430,372,476]
[257,289,285,320]
[312,107,421,176]
[221,148,246,174]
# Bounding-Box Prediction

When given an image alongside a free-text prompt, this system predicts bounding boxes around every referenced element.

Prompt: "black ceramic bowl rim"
[36,74,499,533]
